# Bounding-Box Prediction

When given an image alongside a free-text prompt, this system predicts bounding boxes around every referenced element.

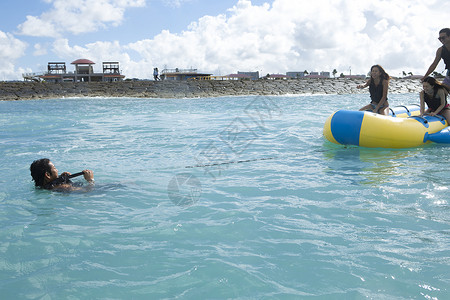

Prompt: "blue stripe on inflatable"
[426,127,450,143]
[330,110,364,146]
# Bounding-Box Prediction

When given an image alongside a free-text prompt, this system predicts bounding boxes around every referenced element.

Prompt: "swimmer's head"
[30,158,54,187]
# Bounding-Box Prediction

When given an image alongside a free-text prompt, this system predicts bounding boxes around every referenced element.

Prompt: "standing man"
[421,28,450,89]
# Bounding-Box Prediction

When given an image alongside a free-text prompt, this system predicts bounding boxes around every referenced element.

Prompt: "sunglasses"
[438,36,447,42]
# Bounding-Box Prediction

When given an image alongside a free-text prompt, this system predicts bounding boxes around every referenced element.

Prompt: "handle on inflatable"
[433,114,446,124]
[409,116,428,124]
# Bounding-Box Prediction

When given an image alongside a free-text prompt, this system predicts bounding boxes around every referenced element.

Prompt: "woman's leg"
[440,109,450,125]
[380,106,390,115]
[359,104,372,111]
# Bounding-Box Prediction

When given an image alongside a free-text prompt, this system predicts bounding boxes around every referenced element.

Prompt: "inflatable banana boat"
[323,105,450,148]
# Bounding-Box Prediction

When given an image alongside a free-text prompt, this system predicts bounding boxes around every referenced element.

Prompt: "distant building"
[341,75,366,79]
[23,59,125,83]
[237,71,259,80]
[47,62,66,74]
[160,68,212,81]
[286,72,305,79]
[267,74,287,79]
[287,71,330,79]
[225,73,252,80]
[306,72,330,79]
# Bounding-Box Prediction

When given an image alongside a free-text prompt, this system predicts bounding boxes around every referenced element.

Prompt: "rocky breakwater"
[0,78,423,101]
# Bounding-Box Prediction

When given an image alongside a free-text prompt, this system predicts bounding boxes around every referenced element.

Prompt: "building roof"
[268,74,287,78]
[305,74,329,79]
[227,73,251,78]
[104,74,125,78]
[71,59,95,65]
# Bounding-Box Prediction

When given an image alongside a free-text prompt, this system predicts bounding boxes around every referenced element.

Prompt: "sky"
[0,0,449,81]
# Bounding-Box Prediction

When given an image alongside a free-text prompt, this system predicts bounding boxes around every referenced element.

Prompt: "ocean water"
[0,93,449,299]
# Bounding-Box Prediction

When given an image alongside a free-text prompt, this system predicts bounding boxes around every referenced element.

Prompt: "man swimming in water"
[30,158,94,191]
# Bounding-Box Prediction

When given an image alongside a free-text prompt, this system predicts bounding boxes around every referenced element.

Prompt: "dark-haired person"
[421,28,450,89]
[357,65,390,115]
[420,76,450,124]
[30,158,94,191]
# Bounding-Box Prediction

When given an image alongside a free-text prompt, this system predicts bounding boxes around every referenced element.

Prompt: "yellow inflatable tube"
[324,105,448,148]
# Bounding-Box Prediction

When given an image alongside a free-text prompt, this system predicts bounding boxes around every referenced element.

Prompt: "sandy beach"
[0,78,423,101]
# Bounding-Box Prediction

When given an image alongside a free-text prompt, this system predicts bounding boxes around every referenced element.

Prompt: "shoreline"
[0,78,423,101]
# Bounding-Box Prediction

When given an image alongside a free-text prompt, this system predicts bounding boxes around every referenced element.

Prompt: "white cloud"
[374,19,389,32]
[0,31,28,80]
[33,43,48,56]
[162,0,193,8]
[17,16,58,37]
[119,0,445,78]
[124,0,401,77]
[17,0,145,36]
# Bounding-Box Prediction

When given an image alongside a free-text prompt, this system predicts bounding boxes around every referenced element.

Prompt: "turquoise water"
[0,94,449,299]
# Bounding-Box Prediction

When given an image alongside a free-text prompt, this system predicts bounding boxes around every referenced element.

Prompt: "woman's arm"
[357,79,370,89]
[421,47,443,81]
[419,90,426,115]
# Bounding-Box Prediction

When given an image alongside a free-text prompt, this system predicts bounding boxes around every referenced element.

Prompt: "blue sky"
[0,0,449,80]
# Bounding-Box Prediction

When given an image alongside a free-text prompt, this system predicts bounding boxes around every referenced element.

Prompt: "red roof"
[71,59,95,65]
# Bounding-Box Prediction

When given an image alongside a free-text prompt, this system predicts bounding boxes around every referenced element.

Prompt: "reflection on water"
[323,142,428,186]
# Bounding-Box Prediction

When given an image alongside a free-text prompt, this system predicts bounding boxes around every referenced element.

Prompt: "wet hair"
[439,28,450,37]
[369,64,390,83]
[423,76,450,93]
[30,158,52,187]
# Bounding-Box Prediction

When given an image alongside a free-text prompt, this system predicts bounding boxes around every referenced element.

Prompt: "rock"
[0,78,424,101]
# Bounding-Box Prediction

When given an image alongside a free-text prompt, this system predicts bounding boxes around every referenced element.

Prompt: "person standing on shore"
[421,28,450,89]
[419,76,450,123]
[357,65,390,115]
[153,67,159,81]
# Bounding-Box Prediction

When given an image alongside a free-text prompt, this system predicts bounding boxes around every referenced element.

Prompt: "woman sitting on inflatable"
[357,65,390,115]
[420,76,450,123]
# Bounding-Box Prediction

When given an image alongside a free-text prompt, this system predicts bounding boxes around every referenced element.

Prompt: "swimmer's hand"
[83,169,94,183]
[60,171,71,178]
